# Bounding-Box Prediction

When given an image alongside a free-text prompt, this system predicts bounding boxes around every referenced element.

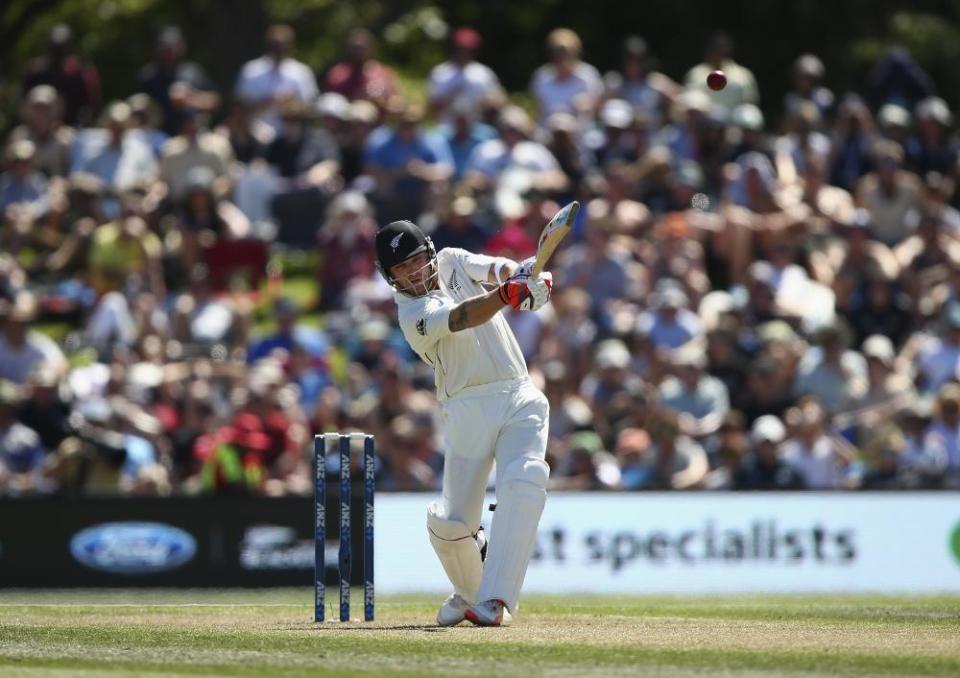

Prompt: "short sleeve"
[445,248,513,284]
[399,295,455,354]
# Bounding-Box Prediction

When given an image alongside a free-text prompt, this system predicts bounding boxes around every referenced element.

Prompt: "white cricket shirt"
[396,248,527,400]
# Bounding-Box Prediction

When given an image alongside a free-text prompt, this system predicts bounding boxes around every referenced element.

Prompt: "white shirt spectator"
[781,436,847,488]
[428,61,501,112]
[794,348,868,413]
[659,374,730,421]
[916,336,960,393]
[0,332,67,385]
[72,129,157,194]
[530,62,603,125]
[635,309,704,350]
[466,139,560,179]
[235,56,319,132]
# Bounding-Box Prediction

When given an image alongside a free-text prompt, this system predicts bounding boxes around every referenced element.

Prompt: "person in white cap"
[375,218,554,627]
[735,414,803,489]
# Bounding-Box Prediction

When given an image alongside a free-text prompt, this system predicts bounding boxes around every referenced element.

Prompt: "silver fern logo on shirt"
[416,318,427,336]
[447,270,462,294]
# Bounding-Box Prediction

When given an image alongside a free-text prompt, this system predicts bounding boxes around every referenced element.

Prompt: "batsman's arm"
[448,288,507,332]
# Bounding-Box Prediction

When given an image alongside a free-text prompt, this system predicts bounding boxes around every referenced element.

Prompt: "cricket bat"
[531,200,579,276]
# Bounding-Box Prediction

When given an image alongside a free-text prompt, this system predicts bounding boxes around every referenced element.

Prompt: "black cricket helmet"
[374,220,438,296]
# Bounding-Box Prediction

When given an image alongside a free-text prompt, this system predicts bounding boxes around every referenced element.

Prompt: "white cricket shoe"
[464,599,512,627]
[436,593,470,626]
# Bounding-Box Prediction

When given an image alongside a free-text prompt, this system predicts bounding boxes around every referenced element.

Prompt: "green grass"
[1,591,959,676]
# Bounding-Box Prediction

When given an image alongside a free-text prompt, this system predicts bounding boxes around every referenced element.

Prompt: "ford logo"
[70,522,196,574]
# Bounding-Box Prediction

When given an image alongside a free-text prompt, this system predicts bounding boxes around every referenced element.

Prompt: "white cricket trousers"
[438,377,549,531]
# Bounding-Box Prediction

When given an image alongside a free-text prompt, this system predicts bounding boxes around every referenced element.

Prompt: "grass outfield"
[1,590,959,677]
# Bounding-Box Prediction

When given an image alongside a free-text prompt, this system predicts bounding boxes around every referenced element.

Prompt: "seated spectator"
[248,297,328,366]
[216,100,274,165]
[635,284,703,350]
[829,94,877,191]
[855,140,921,246]
[589,99,644,169]
[325,29,398,107]
[580,339,639,412]
[316,191,376,310]
[530,28,603,126]
[553,430,621,490]
[603,36,673,129]
[685,32,758,111]
[914,301,960,394]
[897,401,948,487]
[735,415,804,489]
[429,195,488,254]
[0,140,48,221]
[906,97,957,176]
[21,24,100,126]
[18,365,74,453]
[773,101,832,184]
[465,105,561,191]
[88,197,165,297]
[864,46,935,112]
[615,427,658,490]
[780,398,856,489]
[544,112,593,188]
[72,102,158,216]
[7,84,74,177]
[340,99,379,185]
[929,383,960,484]
[126,93,168,158]
[0,380,51,496]
[166,166,251,286]
[703,411,751,489]
[138,25,220,137]
[659,345,730,438]
[646,406,709,489]
[854,335,913,412]
[793,321,867,414]
[159,107,233,202]
[734,355,797,424]
[264,100,340,181]
[0,293,67,384]
[365,102,453,222]
[427,27,502,120]
[783,54,834,121]
[235,24,319,134]
[437,98,497,181]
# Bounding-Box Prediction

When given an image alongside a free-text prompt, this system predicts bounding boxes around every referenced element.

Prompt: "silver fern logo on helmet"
[390,233,403,251]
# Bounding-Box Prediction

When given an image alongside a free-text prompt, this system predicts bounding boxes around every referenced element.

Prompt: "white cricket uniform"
[395,247,550,611]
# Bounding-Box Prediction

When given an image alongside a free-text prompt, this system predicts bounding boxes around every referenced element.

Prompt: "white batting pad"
[427,502,484,602]
[476,457,549,611]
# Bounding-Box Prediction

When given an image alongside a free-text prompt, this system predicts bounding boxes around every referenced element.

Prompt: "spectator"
[437,98,497,181]
[829,94,877,191]
[735,415,803,489]
[635,284,703,350]
[324,29,398,106]
[339,99,379,185]
[72,102,158,215]
[929,383,960,478]
[17,365,73,453]
[427,27,503,120]
[429,195,488,254]
[365,102,453,222]
[793,321,867,414]
[465,105,561,191]
[22,24,100,126]
[914,301,960,394]
[530,28,603,126]
[659,345,730,438]
[864,47,935,112]
[781,398,855,489]
[615,427,658,490]
[159,106,233,203]
[87,200,164,298]
[0,293,67,385]
[603,36,673,129]
[897,401,948,487]
[784,54,834,119]
[138,26,221,137]
[7,85,74,178]
[856,140,921,246]
[684,32,758,111]
[235,24,319,134]
[0,380,51,496]
[316,191,377,310]
[0,140,47,220]
[646,407,709,489]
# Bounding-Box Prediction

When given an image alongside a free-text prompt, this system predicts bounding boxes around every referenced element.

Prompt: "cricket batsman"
[374,219,553,626]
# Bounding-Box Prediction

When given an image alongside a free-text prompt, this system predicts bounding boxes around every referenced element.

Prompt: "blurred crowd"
[1,22,959,497]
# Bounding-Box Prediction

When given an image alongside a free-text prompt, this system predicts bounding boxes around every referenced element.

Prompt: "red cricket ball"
[707,70,727,91]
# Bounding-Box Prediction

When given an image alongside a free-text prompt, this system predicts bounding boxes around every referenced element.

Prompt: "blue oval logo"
[70,522,196,574]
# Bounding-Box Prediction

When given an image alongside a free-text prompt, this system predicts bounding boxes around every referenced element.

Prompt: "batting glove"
[498,272,553,311]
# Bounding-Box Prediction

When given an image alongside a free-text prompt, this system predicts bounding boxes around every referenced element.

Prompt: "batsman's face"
[391,253,435,296]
